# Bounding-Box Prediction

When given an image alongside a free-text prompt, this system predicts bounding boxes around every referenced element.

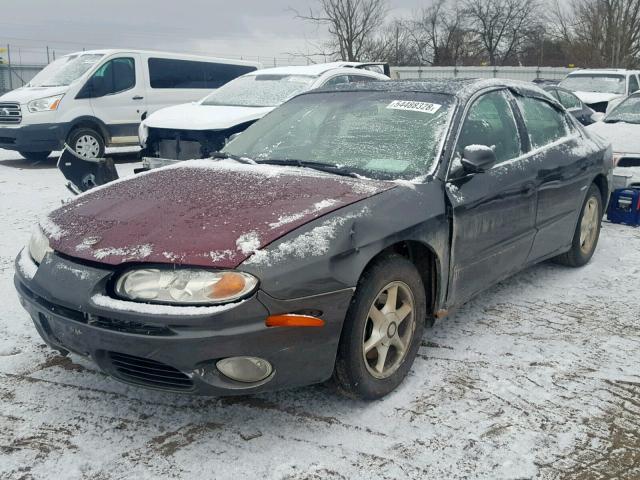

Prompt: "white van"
[0,50,260,161]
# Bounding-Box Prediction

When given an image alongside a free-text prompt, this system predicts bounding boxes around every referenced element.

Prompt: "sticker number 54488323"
[386,100,442,114]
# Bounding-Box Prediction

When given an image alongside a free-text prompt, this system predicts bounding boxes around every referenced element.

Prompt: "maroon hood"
[45,160,394,268]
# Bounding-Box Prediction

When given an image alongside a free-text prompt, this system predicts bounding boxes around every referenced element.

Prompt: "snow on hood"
[0,85,68,104]
[573,91,623,105]
[43,159,395,268]
[143,103,274,131]
[586,121,640,154]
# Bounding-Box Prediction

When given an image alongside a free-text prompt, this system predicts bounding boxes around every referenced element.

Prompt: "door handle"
[132,96,144,100]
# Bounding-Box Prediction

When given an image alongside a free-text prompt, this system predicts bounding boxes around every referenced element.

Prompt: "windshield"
[201,74,316,108]
[559,74,626,95]
[223,91,455,180]
[27,54,104,87]
[605,95,640,124]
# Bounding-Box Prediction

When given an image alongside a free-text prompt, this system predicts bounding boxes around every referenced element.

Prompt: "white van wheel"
[68,128,105,159]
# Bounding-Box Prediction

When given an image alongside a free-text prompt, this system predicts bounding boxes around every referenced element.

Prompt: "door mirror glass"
[461,145,496,173]
[591,112,605,123]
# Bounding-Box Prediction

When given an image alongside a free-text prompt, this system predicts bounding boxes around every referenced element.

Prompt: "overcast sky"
[2,0,420,65]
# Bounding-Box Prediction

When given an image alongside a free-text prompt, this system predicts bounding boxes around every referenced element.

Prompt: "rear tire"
[67,128,105,159]
[554,183,602,267]
[333,255,426,400]
[19,151,52,162]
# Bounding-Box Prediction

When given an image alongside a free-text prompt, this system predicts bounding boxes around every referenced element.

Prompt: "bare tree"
[293,0,388,61]
[463,0,543,66]
[411,0,479,66]
[552,0,640,68]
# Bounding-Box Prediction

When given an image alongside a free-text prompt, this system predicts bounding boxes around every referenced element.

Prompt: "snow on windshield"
[605,95,640,123]
[28,54,104,87]
[223,91,455,180]
[560,74,626,95]
[201,74,316,108]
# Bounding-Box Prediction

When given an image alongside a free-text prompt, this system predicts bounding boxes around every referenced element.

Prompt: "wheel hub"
[362,281,416,379]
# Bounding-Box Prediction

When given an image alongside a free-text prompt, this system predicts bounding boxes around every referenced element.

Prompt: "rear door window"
[148,58,256,89]
[457,90,522,163]
[516,96,569,149]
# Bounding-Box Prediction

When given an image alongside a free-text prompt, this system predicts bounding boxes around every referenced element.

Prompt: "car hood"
[573,91,623,105]
[143,103,274,131]
[0,85,68,104]
[44,159,395,268]
[586,121,640,154]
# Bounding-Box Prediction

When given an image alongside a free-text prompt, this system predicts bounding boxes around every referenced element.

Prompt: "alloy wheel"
[362,281,416,379]
[579,196,599,254]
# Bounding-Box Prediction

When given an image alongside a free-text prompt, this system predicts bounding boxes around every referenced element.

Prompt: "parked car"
[15,79,612,399]
[139,62,389,169]
[586,92,640,188]
[559,69,640,114]
[542,85,596,126]
[0,49,260,161]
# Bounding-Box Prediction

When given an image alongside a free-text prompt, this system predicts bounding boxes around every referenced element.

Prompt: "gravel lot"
[0,148,638,480]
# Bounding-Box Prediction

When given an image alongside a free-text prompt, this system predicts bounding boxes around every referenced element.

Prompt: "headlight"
[28,225,53,264]
[28,94,64,113]
[114,268,258,305]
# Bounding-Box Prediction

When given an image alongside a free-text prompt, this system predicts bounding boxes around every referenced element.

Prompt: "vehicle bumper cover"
[0,123,67,152]
[14,250,353,395]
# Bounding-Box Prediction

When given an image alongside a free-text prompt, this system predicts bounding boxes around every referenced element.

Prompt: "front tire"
[554,183,602,267]
[333,255,426,400]
[67,128,105,159]
[19,151,51,162]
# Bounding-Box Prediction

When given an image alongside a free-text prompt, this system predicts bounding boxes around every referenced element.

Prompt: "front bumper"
[14,250,353,395]
[0,123,67,152]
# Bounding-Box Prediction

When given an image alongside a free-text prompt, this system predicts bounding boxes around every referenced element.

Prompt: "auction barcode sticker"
[386,100,441,114]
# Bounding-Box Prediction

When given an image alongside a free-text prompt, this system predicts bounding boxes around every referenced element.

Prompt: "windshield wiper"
[255,159,359,178]
[210,151,256,164]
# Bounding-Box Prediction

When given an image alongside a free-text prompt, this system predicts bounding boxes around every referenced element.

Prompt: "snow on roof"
[311,77,548,101]
[568,69,640,76]
[246,62,374,77]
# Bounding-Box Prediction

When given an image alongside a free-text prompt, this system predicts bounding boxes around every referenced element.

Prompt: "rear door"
[87,53,146,145]
[446,89,538,305]
[515,94,596,261]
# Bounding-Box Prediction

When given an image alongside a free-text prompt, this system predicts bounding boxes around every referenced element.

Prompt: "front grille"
[107,351,195,391]
[0,102,21,124]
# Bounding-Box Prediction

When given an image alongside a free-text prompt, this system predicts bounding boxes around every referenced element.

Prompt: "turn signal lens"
[208,272,246,300]
[266,314,325,327]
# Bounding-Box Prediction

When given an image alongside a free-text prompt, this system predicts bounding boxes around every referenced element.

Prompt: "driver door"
[446,89,538,305]
[87,54,147,145]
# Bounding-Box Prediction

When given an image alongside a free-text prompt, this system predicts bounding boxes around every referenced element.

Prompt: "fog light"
[216,356,272,383]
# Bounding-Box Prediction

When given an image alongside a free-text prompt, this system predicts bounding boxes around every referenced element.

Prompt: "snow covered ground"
[0,148,638,479]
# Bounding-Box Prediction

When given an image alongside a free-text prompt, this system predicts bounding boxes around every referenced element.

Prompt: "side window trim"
[504,90,531,155]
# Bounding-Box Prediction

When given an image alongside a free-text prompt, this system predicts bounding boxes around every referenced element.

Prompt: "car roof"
[61,49,260,67]
[245,62,383,77]
[310,78,549,101]
[567,69,640,76]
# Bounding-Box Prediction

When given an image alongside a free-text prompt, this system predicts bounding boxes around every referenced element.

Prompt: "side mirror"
[461,145,496,173]
[591,112,605,123]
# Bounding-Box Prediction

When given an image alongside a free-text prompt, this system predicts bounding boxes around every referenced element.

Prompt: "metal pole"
[7,44,12,90]
[46,46,50,63]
